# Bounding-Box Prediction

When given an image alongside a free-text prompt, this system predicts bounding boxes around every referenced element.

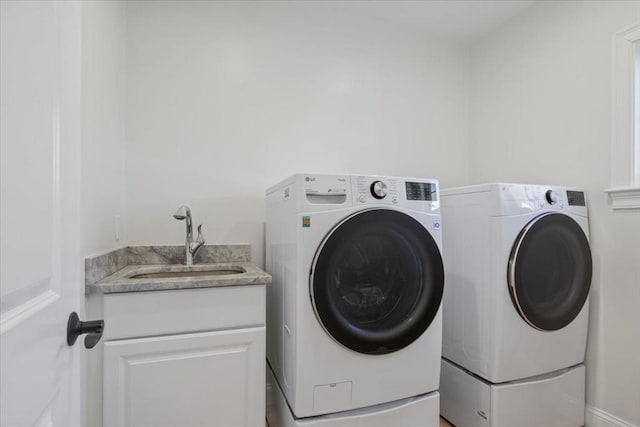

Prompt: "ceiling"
[341,0,536,44]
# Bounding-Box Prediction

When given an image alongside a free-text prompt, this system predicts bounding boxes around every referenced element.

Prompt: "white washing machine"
[439,183,592,427]
[265,174,444,425]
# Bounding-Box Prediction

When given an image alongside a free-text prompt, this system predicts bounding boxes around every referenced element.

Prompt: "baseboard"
[586,405,638,427]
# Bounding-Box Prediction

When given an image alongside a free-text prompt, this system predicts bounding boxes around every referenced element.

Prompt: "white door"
[1,2,82,427]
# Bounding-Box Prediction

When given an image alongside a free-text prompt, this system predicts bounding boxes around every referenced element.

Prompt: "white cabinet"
[104,328,264,427]
[100,285,266,427]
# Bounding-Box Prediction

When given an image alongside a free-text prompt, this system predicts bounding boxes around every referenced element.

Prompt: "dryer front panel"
[508,213,592,331]
[310,209,444,355]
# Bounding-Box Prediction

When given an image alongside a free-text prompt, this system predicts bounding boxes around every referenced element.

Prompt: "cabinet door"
[104,327,265,427]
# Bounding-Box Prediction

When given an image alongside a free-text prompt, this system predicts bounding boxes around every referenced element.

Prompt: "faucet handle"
[196,224,205,244]
[190,224,205,260]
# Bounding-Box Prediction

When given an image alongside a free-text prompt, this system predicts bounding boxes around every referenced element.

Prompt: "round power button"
[358,194,366,203]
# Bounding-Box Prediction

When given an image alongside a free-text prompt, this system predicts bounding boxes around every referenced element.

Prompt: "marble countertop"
[87,262,271,294]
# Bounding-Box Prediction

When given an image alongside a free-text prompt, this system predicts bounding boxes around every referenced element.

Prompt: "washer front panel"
[508,213,592,331]
[311,209,444,355]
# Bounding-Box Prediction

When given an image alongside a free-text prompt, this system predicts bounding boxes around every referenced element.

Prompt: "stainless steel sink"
[128,266,245,279]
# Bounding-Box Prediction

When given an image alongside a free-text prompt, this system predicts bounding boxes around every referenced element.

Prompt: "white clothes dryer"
[439,183,592,427]
[266,174,444,422]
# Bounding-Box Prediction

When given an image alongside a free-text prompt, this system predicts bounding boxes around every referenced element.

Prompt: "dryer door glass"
[508,213,592,331]
[311,209,444,355]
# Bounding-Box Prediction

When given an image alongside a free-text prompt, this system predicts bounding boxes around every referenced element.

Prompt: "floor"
[440,417,454,426]
[267,417,454,426]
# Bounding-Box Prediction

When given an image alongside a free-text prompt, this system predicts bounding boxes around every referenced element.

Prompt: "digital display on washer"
[567,190,586,206]
[405,182,437,201]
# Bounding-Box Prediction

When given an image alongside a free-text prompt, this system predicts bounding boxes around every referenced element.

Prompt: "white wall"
[124,1,470,266]
[81,0,127,256]
[80,2,127,427]
[469,1,640,425]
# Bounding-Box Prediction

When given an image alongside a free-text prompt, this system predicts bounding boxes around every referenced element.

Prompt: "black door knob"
[66,312,104,349]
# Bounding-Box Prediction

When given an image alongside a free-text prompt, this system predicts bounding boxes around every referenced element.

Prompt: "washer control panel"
[405,181,437,201]
[354,176,438,207]
[356,176,398,204]
[295,174,440,210]
[354,176,398,204]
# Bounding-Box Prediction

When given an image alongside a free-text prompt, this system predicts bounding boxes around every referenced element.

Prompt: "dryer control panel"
[493,184,588,217]
[566,190,586,206]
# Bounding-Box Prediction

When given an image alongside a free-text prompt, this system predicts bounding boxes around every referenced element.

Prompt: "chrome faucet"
[173,205,205,266]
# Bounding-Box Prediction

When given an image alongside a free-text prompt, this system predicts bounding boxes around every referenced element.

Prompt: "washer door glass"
[311,209,444,355]
[508,213,592,331]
